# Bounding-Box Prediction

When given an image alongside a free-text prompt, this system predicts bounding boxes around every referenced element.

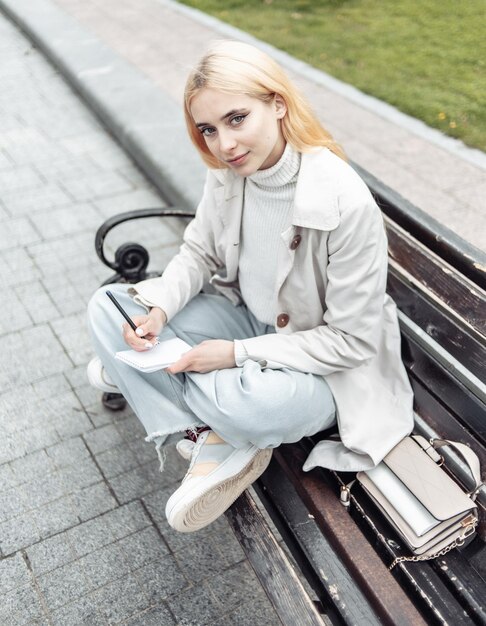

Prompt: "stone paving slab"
[0,12,282,626]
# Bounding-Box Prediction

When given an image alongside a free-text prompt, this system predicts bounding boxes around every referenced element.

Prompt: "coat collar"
[211,147,341,232]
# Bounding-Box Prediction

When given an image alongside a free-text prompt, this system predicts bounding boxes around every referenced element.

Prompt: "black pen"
[106,290,142,336]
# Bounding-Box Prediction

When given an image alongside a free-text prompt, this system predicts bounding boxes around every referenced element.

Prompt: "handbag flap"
[383,437,475,520]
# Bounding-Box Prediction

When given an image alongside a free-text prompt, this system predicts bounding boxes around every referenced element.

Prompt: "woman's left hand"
[166,340,236,374]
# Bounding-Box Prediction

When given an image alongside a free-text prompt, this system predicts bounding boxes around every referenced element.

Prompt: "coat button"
[290,234,302,250]
[277,313,289,328]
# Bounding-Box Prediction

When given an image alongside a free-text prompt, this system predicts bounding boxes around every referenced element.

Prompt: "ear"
[274,94,287,119]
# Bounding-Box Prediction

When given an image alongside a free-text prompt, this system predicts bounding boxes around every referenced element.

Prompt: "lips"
[227,152,249,166]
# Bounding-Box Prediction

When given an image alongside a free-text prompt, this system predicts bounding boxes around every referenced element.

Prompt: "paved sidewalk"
[0,13,282,626]
[38,0,486,252]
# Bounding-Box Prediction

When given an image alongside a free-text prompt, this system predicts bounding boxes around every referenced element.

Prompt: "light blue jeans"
[87,284,336,465]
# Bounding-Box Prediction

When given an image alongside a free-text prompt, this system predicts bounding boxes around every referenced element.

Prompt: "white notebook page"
[115,337,191,373]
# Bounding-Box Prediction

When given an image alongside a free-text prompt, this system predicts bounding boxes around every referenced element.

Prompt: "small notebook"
[115,337,191,373]
[365,463,440,536]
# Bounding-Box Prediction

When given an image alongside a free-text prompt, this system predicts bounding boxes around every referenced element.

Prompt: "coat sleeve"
[237,198,389,375]
[130,171,225,321]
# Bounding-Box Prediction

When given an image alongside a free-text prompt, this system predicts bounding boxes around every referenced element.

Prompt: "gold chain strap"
[389,522,476,570]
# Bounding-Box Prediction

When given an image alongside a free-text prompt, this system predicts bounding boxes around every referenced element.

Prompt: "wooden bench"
[94,166,486,625]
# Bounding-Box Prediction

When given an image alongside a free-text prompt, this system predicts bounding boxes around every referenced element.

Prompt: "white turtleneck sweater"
[238,143,301,326]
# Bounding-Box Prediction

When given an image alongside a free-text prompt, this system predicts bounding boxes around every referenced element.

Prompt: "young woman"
[87,40,413,533]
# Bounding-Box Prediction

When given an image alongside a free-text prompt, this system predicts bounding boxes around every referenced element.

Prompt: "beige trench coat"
[134,148,414,471]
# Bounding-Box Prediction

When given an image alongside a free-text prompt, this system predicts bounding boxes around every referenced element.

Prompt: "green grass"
[178,0,486,151]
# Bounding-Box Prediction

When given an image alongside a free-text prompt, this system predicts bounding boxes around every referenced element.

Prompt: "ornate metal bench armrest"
[95,207,194,284]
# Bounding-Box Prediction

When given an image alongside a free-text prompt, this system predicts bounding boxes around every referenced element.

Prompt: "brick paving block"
[0,165,43,193]
[95,442,139,479]
[93,572,150,625]
[134,554,189,604]
[1,183,72,215]
[0,288,32,334]
[26,532,77,576]
[46,436,90,469]
[0,485,28,523]
[60,131,125,157]
[80,542,131,588]
[50,314,93,366]
[208,562,264,613]
[115,416,147,443]
[215,595,282,626]
[64,364,93,390]
[53,410,93,440]
[103,501,152,541]
[166,581,222,626]
[93,188,166,218]
[84,423,125,455]
[50,593,104,626]
[66,513,115,558]
[174,534,239,584]
[59,457,103,492]
[0,553,31,595]
[10,449,56,484]
[26,472,66,509]
[32,495,79,540]
[0,149,13,169]
[85,398,135,429]
[0,324,71,393]
[108,460,162,503]
[72,482,118,522]
[118,526,170,570]
[32,373,72,400]
[0,217,41,251]
[72,384,100,412]
[61,171,134,202]
[14,281,59,324]
[0,582,45,626]
[123,604,176,626]
[127,437,159,465]
[23,424,60,456]
[32,153,99,179]
[37,558,97,611]
[0,511,41,555]
[0,247,41,288]
[0,462,18,492]
[0,432,28,466]
[29,203,102,240]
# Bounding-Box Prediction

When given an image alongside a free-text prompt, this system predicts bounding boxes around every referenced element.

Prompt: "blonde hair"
[184,40,346,168]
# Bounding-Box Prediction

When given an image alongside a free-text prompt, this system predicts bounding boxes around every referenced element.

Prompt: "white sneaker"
[86,357,120,393]
[165,430,272,533]
[176,438,195,461]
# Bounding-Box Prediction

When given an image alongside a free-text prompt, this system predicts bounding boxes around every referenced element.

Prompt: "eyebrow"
[195,109,247,128]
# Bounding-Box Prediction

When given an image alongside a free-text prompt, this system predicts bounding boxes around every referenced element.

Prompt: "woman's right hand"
[122,307,167,351]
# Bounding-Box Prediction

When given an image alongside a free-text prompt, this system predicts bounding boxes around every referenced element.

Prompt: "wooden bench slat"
[389,270,485,381]
[431,549,486,625]
[226,490,325,626]
[403,334,486,443]
[385,220,486,338]
[268,445,428,626]
[258,463,384,625]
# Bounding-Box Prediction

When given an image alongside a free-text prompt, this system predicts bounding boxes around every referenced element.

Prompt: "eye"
[199,127,216,137]
[230,114,247,126]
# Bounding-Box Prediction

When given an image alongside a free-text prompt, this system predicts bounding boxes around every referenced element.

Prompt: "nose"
[218,129,237,154]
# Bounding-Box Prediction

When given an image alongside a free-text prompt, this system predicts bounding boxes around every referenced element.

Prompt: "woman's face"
[190,88,287,176]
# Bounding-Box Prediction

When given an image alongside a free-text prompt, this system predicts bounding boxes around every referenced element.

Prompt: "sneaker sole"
[166,447,272,533]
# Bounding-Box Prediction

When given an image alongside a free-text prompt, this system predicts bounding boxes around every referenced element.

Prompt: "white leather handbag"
[354,435,482,569]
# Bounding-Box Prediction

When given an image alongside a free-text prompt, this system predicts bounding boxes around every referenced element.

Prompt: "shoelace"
[184,425,211,443]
